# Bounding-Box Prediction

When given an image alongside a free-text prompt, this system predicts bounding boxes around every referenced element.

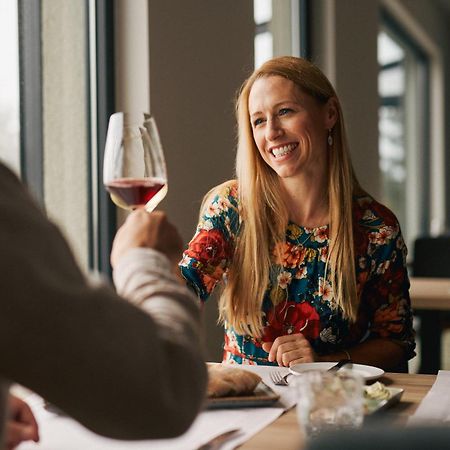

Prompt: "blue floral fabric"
[179,181,415,365]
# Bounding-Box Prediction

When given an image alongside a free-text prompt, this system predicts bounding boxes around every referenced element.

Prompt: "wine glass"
[103,112,168,212]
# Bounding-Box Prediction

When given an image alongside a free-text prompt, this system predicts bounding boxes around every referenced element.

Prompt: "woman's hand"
[262,333,317,367]
[6,395,39,450]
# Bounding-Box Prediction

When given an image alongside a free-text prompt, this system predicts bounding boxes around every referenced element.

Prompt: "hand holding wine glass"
[110,210,183,269]
[103,112,168,212]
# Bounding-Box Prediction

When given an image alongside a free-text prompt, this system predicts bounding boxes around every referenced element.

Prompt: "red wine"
[105,177,167,210]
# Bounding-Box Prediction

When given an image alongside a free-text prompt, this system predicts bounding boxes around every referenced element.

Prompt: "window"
[254,0,306,68]
[14,1,111,273]
[254,0,273,68]
[0,0,20,174]
[378,17,430,250]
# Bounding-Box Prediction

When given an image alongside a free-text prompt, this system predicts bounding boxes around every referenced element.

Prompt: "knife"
[197,428,241,450]
[327,358,351,372]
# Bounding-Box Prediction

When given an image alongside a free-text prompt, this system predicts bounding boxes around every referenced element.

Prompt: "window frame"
[88,0,117,275]
[18,0,44,203]
[379,9,431,248]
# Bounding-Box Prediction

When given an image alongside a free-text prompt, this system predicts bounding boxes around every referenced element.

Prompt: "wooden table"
[410,277,450,310]
[240,372,436,450]
[410,277,450,374]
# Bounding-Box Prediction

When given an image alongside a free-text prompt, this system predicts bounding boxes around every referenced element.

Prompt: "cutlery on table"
[270,371,291,386]
[197,428,241,450]
[327,358,352,372]
[271,358,352,386]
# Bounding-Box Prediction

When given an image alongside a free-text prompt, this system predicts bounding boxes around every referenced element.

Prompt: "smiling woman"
[180,56,415,372]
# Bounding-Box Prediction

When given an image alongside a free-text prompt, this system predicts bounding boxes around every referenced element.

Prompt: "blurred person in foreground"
[306,424,450,450]
[0,162,207,449]
[180,56,414,370]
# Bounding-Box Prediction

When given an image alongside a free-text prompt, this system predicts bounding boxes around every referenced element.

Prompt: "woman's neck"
[280,174,329,228]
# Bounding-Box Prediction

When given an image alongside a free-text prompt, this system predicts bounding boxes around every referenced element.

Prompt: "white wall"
[146,0,254,360]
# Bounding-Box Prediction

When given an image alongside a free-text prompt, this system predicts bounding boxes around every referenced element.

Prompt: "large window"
[378,17,430,250]
[254,0,305,68]
[0,0,20,174]
[10,1,116,275]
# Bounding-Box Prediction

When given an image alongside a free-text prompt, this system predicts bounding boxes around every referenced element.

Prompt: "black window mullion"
[299,0,311,60]
[90,0,116,276]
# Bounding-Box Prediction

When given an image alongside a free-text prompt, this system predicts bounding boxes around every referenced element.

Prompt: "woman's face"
[248,75,336,180]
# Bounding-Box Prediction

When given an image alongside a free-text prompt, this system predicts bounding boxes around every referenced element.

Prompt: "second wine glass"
[103,112,168,212]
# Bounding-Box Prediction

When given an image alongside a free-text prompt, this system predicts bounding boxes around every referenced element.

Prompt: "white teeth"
[271,144,296,158]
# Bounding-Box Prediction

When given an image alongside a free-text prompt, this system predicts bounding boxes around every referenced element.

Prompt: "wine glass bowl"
[103,112,168,211]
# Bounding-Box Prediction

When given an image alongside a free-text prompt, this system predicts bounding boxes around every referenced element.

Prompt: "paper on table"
[18,406,285,450]
[408,370,450,426]
[18,365,295,450]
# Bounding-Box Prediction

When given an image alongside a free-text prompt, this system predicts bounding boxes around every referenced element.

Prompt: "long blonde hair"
[218,56,362,337]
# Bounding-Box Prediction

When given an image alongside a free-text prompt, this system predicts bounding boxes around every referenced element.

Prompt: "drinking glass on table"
[103,112,168,211]
[293,370,364,438]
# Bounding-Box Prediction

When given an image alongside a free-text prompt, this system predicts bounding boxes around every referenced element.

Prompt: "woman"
[180,56,415,370]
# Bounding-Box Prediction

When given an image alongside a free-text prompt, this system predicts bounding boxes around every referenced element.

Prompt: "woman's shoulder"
[203,180,238,204]
[353,194,400,230]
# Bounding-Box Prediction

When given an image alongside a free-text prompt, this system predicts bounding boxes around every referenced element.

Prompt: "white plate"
[364,387,404,415]
[289,362,385,381]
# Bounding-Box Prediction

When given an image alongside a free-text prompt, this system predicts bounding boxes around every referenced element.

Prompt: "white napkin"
[408,370,450,426]
[18,365,295,450]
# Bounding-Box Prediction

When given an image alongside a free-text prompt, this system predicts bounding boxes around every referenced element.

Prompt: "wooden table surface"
[409,277,450,310]
[240,372,436,450]
[409,277,450,373]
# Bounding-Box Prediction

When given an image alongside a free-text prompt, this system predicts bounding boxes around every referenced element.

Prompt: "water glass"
[293,370,364,438]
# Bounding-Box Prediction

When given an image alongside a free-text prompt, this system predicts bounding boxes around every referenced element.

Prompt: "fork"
[270,370,291,386]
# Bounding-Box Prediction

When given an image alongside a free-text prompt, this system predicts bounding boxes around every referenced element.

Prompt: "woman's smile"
[269,142,298,159]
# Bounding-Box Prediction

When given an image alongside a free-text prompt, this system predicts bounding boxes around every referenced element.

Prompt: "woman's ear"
[324,97,338,129]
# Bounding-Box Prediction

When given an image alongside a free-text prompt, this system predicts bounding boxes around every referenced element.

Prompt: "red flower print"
[369,226,395,246]
[373,303,404,337]
[314,226,328,243]
[186,229,231,266]
[262,301,320,342]
[273,242,307,268]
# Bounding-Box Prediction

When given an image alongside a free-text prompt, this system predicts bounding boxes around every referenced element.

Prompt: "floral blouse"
[179,181,415,365]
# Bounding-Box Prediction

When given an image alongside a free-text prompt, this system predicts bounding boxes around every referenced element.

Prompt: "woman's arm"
[179,181,239,300]
[316,338,406,370]
[263,333,407,370]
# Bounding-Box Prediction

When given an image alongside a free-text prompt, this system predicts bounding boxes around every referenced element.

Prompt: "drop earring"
[327,128,333,147]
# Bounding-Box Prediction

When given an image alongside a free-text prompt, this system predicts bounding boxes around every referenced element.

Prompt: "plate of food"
[364,382,404,415]
[206,364,280,409]
[289,362,385,381]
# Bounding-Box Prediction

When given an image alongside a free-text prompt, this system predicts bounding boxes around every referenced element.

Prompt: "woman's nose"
[265,117,283,141]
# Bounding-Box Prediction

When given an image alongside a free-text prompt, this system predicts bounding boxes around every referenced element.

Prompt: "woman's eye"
[253,118,264,127]
[279,108,292,116]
